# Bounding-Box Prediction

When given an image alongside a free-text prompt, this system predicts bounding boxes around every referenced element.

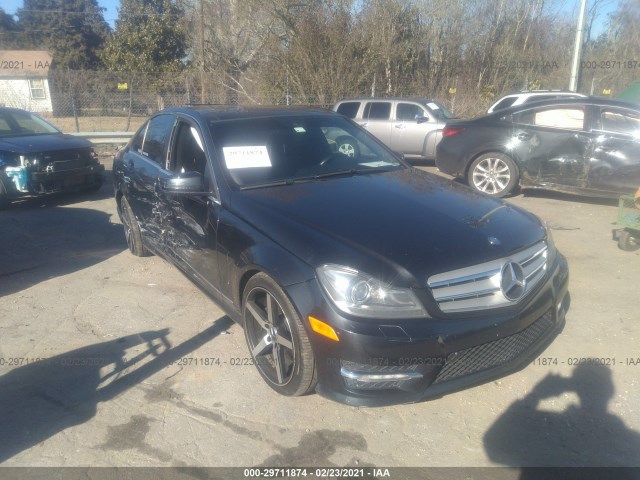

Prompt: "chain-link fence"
[1,69,333,133]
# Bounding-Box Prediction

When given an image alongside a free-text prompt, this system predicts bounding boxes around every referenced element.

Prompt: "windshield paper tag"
[223,146,271,169]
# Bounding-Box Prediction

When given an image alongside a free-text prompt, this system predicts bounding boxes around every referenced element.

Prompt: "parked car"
[332,97,454,160]
[0,107,104,208]
[113,107,569,406]
[437,97,640,198]
[487,90,587,113]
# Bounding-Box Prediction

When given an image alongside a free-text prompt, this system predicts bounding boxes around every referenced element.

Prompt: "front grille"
[39,150,92,171]
[428,241,549,313]
[52,159,87,171]
[433,309,554,384]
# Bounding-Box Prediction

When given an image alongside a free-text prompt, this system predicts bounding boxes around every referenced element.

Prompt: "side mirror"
[415,114,429,124]
[161,171,208,195]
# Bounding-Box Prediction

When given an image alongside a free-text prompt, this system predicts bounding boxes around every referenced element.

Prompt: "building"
[0,50,53,113]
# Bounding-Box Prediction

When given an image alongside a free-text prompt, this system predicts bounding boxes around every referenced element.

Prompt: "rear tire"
[120,196,151,257]
[242,273,317,397]
[618,230,640,251]
[467,152,519,198]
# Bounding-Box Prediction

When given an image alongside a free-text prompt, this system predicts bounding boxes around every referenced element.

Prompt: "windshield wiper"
[311,169,359,180]
[239,178,296,190]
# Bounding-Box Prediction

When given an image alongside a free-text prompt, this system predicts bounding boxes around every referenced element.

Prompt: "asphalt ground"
[0,157,639,475]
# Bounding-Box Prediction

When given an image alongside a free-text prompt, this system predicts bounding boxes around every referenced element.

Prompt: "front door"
[157,119,222,292]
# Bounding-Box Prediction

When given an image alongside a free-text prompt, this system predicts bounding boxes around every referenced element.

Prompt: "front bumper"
[29,164,104,193]
[287,253,569,407]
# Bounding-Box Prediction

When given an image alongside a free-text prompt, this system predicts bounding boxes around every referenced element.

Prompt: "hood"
[229,168,546,286]
[0,134,93,155]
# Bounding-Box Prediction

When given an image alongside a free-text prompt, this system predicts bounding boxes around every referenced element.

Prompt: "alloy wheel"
[472,157,512,195]
[244,287,296,386]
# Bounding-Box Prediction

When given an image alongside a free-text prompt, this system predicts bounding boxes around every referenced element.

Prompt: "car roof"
[335,97,439,104]
[161,106,337,123]
[488,96,639,116]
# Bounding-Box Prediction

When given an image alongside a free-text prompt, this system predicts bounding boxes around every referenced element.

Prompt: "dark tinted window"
[397,103,425,121]
[363,102,391,120]
[523,95,557,103]
[142,114,175,164]
[492,97,518,111]
[171,122,207,176]
[131,122,147,153]
[336,102,360,119]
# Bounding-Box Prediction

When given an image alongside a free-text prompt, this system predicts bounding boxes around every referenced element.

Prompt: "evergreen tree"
[16,0,110,68]
[101,0,186,72]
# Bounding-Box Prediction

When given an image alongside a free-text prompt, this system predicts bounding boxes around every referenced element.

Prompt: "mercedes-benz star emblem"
[500,262,526,301]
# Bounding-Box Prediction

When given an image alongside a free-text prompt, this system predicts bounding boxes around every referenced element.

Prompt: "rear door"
[588,106,640,194]
[361,101,392,146]
[510,104,593,188]
[121,113,176,251]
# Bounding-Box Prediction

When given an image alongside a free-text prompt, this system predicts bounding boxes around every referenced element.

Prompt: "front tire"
[467,152,519,198]
[120,196,150,257]
[618,230,640,251]
[242,273,317,397]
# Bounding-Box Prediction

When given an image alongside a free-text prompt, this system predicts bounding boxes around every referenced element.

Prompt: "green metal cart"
[615,195,640,251]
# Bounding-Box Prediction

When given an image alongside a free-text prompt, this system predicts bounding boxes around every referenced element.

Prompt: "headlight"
[316,264,428,319]
[545,223,556,255]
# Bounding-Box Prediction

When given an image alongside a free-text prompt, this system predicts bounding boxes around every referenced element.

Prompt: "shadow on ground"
[484,362,640,476]
[0,198,125,296]
[0,315,234,463]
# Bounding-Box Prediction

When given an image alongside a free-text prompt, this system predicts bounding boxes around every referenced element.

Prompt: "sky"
[0,0,624,33]
[2,0,121,27]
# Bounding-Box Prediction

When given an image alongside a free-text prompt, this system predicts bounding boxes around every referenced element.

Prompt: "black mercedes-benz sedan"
[0,108,104,207]
[113,107,569,406]
[436,97,640,198]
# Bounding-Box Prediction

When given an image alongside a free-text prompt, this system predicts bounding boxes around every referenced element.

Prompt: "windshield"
[0,110,60,138]
[210,115,404,188]
[424,101,455,120]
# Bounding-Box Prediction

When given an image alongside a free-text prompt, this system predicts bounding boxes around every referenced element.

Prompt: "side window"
[131,122,148,153]
[533,107,584,130]
[363,102,391,120]
[142,114,175,164]
[171,122,207,176]
[515,107,584,130]
[523,95,556,103]
[336,102,360,119]
[492,97,518,111]
[600,109,640,135]
[396,103,425,121]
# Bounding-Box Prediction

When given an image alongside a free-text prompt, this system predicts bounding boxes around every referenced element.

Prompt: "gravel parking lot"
[1,158,639,473]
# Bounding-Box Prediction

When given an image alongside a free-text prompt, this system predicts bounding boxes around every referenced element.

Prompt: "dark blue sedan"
[0,107,103,207]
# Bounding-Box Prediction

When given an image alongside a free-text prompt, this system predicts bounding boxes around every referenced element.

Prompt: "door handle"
[395,124,406,129]
[517,133,532,141]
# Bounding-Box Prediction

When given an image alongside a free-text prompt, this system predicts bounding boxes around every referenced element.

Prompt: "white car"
[487,91,587,113]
